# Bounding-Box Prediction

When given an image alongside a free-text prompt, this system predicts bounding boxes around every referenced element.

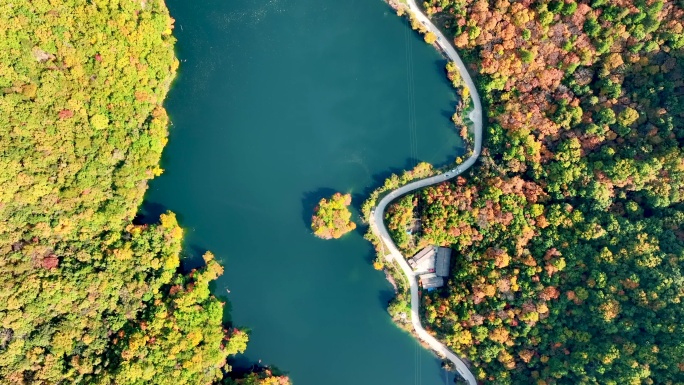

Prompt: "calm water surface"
[143,0,464,383]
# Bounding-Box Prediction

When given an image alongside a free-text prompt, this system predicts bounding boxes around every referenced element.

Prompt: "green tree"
[311,193,357,239]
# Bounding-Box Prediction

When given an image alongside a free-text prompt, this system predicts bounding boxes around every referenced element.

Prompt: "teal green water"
[143,0,463,383]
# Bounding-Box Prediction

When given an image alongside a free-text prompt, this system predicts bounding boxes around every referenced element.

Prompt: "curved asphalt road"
[368,2,483,384]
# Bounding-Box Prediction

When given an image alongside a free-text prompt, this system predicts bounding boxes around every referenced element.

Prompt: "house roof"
[435,247,452,277]
[411,246,436,264]
[419,273,443,289]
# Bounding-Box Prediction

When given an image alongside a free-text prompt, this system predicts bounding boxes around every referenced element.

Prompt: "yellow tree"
[424,32,438,44]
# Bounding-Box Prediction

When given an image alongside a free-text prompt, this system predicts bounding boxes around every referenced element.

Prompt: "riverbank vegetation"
[385,259,412,325]
[362,163,436,271]
[386,1,684,384]
[361,162,435,223]
[225,368,291,385]
[0,1,287,383]
[311,193,356,239]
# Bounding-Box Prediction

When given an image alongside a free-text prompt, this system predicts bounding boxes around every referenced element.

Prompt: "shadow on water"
[183,243,236,324]
[441,108,455,121]
[206,271,235,324]
[134,201,170,225]
[356,157,420,203]
[350,192,368,220]
[440,364,458,384]
[227,354,253,374]
[134,200,192,227]
[228,355,290,380]
[182,244,210,272]
[357,230,380,264]
[378,289,395,309]
[433,58,449,76]
[211,282,234,324]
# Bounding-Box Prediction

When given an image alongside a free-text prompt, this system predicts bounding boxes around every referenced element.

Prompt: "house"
[408,246,436,272]
[419,273,443,289]
[435,247,452,277]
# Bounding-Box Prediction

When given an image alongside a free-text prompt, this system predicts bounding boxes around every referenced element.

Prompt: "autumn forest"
[1,0,682,384]
[0,0,287,384]
[386,0,684,383]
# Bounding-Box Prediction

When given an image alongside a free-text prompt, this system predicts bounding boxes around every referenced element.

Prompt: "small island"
[311,193,356,239]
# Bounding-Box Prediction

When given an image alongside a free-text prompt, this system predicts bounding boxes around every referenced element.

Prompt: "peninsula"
[377,0,684,384]
[368,0,482,382]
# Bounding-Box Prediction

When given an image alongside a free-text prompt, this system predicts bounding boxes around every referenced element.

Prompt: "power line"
[409,27,419,168]
[404,22,418,168]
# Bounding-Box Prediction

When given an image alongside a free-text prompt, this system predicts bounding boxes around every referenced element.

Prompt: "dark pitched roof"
[419,273,443,289]
[435,247,452,277]
[410,246,435,264]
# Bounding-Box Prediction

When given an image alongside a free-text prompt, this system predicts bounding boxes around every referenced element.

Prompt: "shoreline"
[367,0,484,382]
[377,0,466,340]
[384,269,399,293]
[377,0,449,350]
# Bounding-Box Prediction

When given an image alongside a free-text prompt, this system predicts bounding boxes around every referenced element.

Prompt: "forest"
[311,193,356,239]
[385,0,684,383]
[0,0,286,384]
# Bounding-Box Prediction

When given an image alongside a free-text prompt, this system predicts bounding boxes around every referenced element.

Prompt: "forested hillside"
[387,0,684,383]
[0,1,286,384]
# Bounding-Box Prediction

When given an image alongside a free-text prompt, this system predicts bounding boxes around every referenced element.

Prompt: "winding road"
[368,1,483,384]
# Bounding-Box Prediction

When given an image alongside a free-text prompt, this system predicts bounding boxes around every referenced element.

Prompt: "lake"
[142,0,464,383]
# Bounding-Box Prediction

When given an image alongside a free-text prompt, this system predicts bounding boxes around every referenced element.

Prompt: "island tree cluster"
[0,0,287,384]
[386,1,684,384]
[311,193,357,239]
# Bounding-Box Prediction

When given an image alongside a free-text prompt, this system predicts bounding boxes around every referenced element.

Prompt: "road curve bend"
[368,1,483,384]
